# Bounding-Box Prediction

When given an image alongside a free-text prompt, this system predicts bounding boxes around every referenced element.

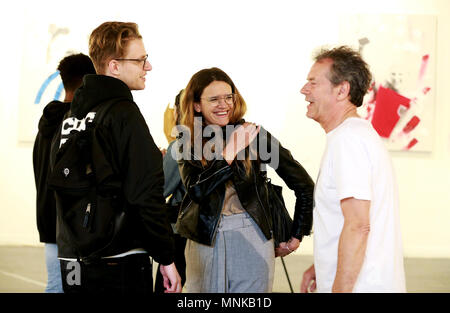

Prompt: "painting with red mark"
[339,14,436,152]
[407,138,419,150]
[423,87,431,95]
[403,116,421,134]
[371,86,411,138]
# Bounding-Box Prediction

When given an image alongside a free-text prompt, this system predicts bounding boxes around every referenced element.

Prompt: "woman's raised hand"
[222,122,260,165]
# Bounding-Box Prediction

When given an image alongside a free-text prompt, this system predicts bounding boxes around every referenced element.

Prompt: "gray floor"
[0,245,449,293]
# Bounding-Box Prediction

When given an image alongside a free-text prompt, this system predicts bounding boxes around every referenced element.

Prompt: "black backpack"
[48,99,127,264]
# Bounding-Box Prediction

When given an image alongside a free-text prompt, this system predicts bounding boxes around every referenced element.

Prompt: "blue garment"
[163,140,186,208]
[44,243,63,293]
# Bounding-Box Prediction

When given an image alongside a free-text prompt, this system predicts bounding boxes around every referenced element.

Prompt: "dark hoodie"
[33,100,70,243]
[53,74,175,265]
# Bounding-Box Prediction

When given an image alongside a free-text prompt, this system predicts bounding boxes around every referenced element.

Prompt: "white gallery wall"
[0,0,449,258]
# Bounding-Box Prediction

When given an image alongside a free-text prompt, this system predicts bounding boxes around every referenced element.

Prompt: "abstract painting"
[339,15,436,152]
[17,16,90,143]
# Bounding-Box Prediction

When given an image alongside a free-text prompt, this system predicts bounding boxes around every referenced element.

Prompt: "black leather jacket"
[175,127,314,246]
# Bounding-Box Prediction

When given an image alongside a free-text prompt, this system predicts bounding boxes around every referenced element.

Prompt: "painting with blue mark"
[34,70,63,104]
[17,16,90,143]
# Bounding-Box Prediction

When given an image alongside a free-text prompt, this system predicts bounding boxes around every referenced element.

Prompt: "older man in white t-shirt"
[299,46,406,293]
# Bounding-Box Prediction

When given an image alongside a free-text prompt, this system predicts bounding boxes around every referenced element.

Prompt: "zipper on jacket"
[185,153,223,245]
[82,203,91,229]
[201,158,223,245]
[178,200,192,218]
[196,165,231,185]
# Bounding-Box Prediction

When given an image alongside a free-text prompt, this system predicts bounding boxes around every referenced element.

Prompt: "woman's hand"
[275,237,300,257]
[222,122,260,165]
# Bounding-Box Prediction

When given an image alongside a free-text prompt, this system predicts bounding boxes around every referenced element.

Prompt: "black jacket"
[52,74,175,265]
[175,126,314,246]
[33,100,70,243]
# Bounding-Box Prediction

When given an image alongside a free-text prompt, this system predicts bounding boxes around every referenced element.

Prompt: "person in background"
[155,89,187,293]
[176,67,314,292]
[299,46,406,293]
[33,53,96,293]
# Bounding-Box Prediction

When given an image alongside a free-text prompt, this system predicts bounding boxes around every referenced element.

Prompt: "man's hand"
[300,264,317,293]
[160,262,182,293]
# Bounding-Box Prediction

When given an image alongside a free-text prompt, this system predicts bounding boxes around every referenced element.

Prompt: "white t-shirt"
[313,117,406,293]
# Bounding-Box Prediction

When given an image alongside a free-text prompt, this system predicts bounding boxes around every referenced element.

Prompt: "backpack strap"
[84,98,134,263]
[91,97,128,126]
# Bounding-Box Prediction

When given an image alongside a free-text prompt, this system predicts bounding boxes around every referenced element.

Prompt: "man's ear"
[194,102,202,113]
[337,81,350,101]
[107,59,120,76]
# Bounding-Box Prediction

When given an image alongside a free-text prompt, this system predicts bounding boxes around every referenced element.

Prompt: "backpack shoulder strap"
[91,97,128,126]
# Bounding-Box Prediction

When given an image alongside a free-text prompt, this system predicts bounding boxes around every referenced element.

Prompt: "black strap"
[91,97,127,126]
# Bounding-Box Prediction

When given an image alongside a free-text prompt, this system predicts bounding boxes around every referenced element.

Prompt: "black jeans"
[60,253,153,294]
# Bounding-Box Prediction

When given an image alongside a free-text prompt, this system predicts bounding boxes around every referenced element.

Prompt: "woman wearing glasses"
[175,67,314,292]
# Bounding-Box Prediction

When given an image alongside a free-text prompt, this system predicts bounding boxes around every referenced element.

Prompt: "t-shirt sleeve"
[331,134,372,202]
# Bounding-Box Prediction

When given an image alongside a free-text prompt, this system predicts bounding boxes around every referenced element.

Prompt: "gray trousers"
[184,212,275,293]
